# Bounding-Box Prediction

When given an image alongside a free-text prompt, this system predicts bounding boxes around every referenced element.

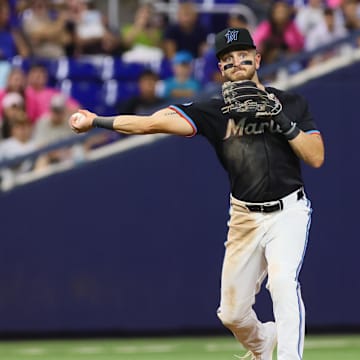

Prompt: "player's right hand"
[69,109,97,134]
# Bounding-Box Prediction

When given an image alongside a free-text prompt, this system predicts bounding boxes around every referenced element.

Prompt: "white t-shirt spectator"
[0,137,36,172]
[305,17,348,51]
[295,5,324,38]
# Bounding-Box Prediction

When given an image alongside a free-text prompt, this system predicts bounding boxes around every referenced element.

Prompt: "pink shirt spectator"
[0,67,40,123]
[0,88,78,124]
[25,64,80,123]
[327,0,343,8]
[25,86,79,122]
[253,21,304,53]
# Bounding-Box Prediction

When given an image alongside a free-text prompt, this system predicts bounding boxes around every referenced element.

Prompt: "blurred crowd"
[0,0,360,181]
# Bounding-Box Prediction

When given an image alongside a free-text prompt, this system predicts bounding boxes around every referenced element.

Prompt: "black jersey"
[171,87,320,202]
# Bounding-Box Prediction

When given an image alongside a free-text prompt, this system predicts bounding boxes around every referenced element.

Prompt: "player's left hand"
[221,80,282,118]
[69,109,97,134]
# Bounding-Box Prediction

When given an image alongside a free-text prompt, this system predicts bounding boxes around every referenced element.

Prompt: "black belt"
[246,190,304,213]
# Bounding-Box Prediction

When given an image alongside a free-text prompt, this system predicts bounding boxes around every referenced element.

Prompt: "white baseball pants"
[217,189,312,360]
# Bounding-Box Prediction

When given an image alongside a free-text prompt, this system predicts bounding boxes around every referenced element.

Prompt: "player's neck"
[252,74,265,91]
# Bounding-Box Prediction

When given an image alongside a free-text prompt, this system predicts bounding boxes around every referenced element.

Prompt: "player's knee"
[217,307,250,330]
[217,311,237,329]
[267,273,298,295]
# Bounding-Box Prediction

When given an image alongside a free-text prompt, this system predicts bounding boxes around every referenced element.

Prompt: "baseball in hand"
[70,111,87,133]
[72,112,86,124]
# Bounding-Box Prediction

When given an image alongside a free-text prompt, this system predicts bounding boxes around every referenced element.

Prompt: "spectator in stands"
[240,0,270,23]
[48,0,76,57]
[0,92,26,139]
[305,7,348,62]
[295,0,325,39]
[121,2,163,50]
[119,69,165,115]
[0,110,36,175]
[327,0,344,8]
[253,1,304,64]
[227,13,253,33]
[67,0,121,56]
[32,93,77,169]
[21,0,71,59]
[26,63,79,122]
[33,93,75,145]
[162,1,209,59]
[0,68,28,120]
[0,0,29,59]
[120,2,164,64]
[341,0,360,43]
[157,50,200,101]
[0,67,26,97]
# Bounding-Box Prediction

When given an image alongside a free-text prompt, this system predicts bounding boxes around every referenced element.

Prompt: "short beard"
[225,66,256,82]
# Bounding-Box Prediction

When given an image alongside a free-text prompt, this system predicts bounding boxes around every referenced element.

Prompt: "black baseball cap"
[215,28,256,59]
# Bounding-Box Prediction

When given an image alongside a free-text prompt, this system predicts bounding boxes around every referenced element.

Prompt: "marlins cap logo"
[215,28,256,58]
[224,29,239,44]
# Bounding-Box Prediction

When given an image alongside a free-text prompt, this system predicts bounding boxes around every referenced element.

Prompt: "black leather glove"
[221,81,282,118]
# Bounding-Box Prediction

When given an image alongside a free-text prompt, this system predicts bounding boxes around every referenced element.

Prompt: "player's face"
[218,49,260,82]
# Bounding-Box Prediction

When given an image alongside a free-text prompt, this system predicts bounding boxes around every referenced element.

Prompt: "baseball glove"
[221,80,282,117]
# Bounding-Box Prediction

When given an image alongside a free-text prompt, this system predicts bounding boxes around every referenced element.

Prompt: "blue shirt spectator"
[159,51,201,100]
[0,0,29,59]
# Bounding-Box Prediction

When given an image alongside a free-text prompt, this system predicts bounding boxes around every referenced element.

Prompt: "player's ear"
[255,52,261,70]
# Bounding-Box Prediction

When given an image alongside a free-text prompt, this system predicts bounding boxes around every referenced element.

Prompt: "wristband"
[283,123,300,140]
[92,116,116,130]
[274,112,300,141]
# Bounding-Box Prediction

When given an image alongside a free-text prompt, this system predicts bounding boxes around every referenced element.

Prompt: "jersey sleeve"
[293,95,321,135]
[168,103,198,137]
[169,100,222,142]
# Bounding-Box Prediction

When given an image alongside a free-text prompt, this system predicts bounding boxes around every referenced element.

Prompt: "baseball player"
[69,28,324,360]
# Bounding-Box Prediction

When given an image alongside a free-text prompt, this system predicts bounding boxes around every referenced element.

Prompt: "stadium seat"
[100,57,145,81]
[59,79,102,111]
[101,79,139,108]
[54,57,101,81]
